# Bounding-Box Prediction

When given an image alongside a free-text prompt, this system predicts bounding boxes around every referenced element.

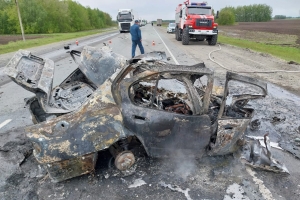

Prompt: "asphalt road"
[0,25,300,200]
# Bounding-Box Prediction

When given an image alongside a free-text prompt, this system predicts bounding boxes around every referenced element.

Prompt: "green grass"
[218,35,300,63]
[161,22,169,27]
[0,27,117,54]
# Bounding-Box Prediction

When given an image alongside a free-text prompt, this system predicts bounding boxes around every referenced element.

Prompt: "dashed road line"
[246,167,274,200]
[153,27,180,65]
[0,119,12,129]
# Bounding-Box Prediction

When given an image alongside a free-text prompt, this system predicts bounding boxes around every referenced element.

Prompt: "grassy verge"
[0,27,117,54]
[218,35,300,63]
[161,22,169,27]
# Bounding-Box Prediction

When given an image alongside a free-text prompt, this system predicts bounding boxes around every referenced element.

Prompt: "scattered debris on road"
[246,135,283,150]
[0,128,33,189]
[249,119,261,131]
[279,140,300,160]
[224,183,250,200]
[242,133,289,173]
[64,44,70,50]
[159,181,192,200]
[128,178,146,188]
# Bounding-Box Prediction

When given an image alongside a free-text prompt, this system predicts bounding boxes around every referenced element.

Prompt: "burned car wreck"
[5,46,269,182]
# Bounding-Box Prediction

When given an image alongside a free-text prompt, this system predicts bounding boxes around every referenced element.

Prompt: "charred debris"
[4,46,288,182]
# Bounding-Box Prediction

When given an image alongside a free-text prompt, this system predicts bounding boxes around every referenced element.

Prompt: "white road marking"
[153,28,180,65]
[0,119,12,129]
[246,167,274,200]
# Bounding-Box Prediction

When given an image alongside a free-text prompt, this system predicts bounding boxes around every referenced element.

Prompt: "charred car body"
[5,46,268,182]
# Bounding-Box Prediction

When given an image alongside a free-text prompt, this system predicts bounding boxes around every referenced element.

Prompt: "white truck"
[141,19,147,26]
[157,19,162,26]
[117,9,134,33]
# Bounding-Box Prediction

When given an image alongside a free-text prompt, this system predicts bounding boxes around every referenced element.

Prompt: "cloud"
[75,0,300,20]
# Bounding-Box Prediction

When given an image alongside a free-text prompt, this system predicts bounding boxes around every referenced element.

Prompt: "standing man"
[130,20,145,58]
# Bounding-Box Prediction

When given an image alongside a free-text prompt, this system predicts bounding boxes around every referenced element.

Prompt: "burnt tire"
[208,34,218,45]
[182,28,189,45]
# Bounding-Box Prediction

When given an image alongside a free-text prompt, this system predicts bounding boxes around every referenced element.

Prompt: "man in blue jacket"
[130,20,145,58]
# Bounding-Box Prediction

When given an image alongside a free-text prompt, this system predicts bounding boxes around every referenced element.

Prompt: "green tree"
[220,4,273,22]
[0,0,114,34]
[6,5,19,34]
[217,10,235,25]
[67,1,91,31]
[18,0,47,33]
[274,15,286,19]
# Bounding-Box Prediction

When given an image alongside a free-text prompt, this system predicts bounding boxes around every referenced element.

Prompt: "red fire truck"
[175,1,218,45]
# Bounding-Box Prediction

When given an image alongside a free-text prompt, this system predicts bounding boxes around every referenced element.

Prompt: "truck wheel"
[177,29,182,41]
[208,34,218,45]
[182,28,189,45]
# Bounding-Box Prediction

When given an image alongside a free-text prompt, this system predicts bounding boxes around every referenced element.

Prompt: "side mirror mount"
[179,10,182,18]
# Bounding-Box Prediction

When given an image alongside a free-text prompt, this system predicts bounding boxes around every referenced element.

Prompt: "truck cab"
[117,9,134,33]
[175,1,218,45]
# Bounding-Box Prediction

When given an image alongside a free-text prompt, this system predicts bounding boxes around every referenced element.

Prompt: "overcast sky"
[75,0,300,21]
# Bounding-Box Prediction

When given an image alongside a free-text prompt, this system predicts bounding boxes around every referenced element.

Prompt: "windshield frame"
[117,13,133,22]
[187,7,212,15]
[168,23,176,27]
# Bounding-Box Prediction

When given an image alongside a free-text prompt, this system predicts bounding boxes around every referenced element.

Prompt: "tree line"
[217,4,273,25]
[274,15,286,19]
[0,0,113,34]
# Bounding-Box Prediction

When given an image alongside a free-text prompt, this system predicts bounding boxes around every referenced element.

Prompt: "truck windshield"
[117,13,133,22]
[187,7,212,15]
[169,23,176,27]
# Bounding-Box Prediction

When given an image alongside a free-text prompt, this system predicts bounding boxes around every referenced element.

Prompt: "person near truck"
[130,20,145,58]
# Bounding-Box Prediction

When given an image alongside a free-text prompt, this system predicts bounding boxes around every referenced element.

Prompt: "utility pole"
[15,0,25,41]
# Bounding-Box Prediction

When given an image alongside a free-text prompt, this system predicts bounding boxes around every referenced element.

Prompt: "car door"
[209,72,268,155]
[120,71,212,158]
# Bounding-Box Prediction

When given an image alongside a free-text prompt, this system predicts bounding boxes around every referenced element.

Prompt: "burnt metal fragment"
[242,133,289,173]
[271,116,286,124]
[250,119,261,131]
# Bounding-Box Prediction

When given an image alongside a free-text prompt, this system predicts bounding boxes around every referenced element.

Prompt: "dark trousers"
[132,40,145,58]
